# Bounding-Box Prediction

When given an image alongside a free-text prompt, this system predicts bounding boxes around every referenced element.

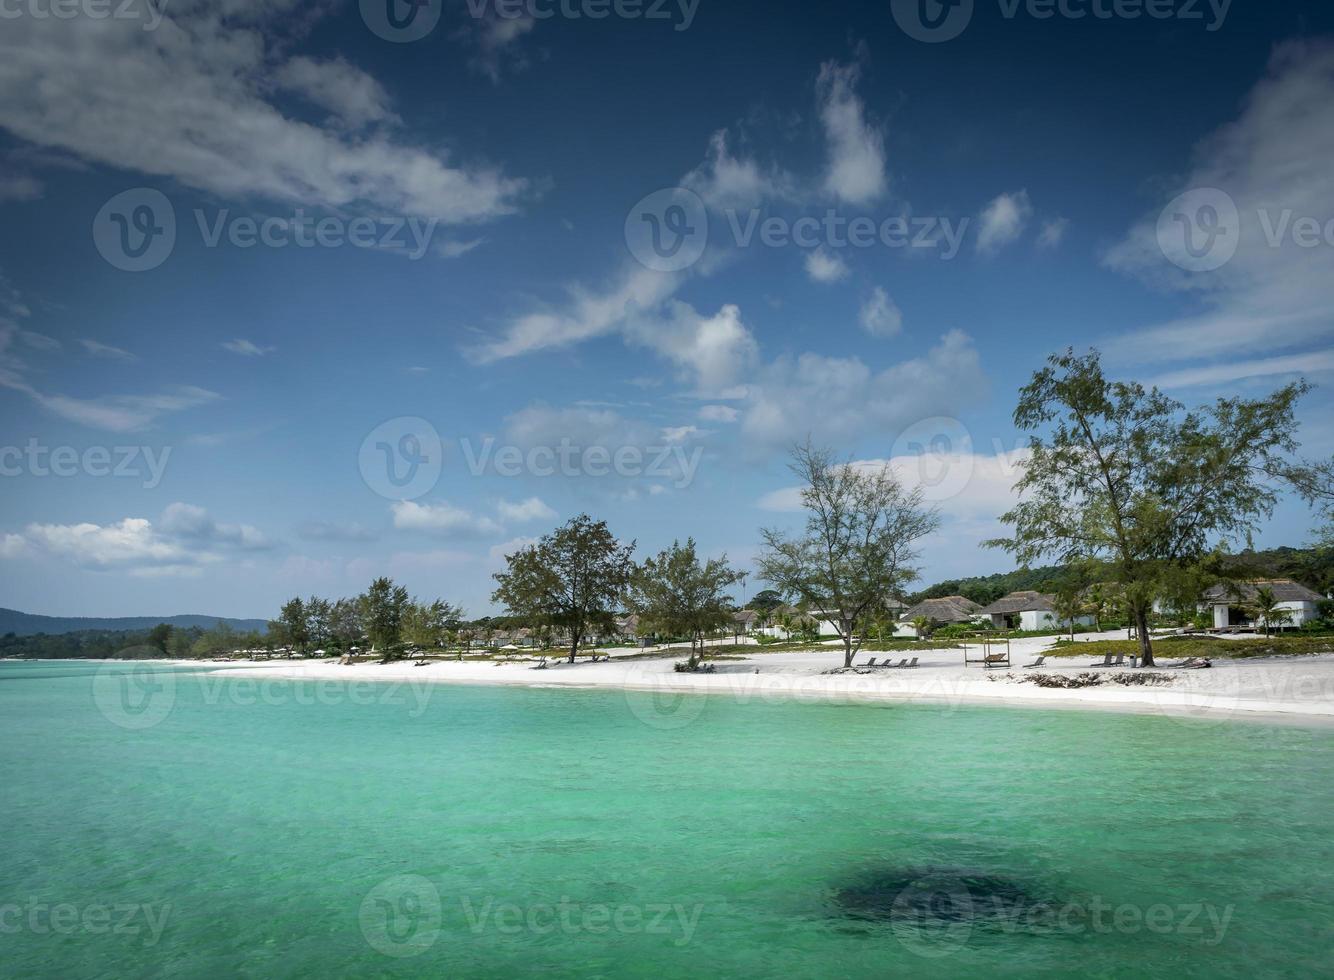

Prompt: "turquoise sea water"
[2,660,1333,978]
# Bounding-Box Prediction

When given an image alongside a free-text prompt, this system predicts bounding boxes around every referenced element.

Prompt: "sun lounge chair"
[1023,655,1046,669]
[900,657,919,669]
[1089,653,1114,667]
[983,653,1010,669]
[860,658,878,667]
[886,658,908,669]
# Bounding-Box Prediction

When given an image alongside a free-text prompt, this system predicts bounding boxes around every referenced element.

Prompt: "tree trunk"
[568,634,579,664]
[1134,603,1154,666]
[843,633,854,669]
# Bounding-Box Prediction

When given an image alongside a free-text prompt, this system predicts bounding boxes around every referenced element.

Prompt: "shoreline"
[12,634,1334,728]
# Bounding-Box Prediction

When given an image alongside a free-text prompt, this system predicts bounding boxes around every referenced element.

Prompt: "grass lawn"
[1048,635,1334,659]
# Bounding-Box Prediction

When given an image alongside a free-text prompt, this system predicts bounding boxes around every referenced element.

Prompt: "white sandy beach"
[211,630,1334,727]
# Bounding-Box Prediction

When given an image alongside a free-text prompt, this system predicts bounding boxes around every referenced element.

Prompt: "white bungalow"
[1200,580,1325,630]
[895,595,985,637]
[978,591,1096,632]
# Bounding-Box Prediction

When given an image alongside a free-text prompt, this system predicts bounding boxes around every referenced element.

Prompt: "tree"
[147,623,173,655]
[1247,586,1293,637]
[747,589,785,613]
[306,596,333,652]
[627,538,743,670]
[329,598,362,652]
[492,514,636,664]
[910,615,932,640]
[1051,588,1088,642]
[758,442,940,668]
[401,599,463,652]
[358,578,410,657]
[989,349,1330,667]
[276,597,310,654]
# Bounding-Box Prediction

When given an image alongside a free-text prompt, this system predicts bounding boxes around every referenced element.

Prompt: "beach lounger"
[983,653,1010,669]
[860,658,878,667]
[1023,655,1046,669]
[886,658,908,669]
[1089,653,1114,667]
[901,657,919,669]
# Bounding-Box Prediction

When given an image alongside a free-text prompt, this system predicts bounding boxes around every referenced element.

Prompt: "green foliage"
[492,514,636,663]
[988,348,1325,666]
[358,578,410,656]
[758,442,939,667]
[626,538,742,667]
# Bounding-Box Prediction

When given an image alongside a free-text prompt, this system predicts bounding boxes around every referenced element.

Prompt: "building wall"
[1211,600,1318,629]
[1019,610,1097,631]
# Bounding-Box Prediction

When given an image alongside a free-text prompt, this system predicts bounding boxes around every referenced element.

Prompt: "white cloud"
[1037,217,1069,249]
[0,171,42,202]
[699,404,739,423]
[80,339,136,360]
[623,300,759,394]
[683,129,792,212]
[272,56,397,130]
[160,502,272,550]
[467,264,680,363]
[976,190,1033,254]
[0,533,28,558]
[17,330,60,352]
[817,58,887,206]
[1103,40,1334,365]
[0,362,219,431]
[1146,349,1334,389]
[0,4,527,223]
[21,517,212,574]
[804,247,850,283]
[859,286,903,337]
[740,330,987,450]
[496,497,557,523]
[391,500,502,536]
[221,338,275,357]
[461,8,538,82]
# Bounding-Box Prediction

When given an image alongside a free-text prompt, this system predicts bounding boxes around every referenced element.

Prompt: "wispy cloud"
[221,339,275,357]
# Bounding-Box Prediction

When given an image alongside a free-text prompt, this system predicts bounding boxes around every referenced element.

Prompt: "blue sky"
[0,0,1331,618]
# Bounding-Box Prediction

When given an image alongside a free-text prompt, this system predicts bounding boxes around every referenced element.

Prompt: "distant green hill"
[0,608,268,637]
[911,544,1332,606]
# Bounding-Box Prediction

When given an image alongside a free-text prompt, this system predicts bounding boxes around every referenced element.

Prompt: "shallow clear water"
[2,660,1332,978]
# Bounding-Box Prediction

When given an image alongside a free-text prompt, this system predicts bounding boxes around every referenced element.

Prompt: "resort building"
[1199,579,1326,630]
[897,595,984,630]
[978,591,1097,632]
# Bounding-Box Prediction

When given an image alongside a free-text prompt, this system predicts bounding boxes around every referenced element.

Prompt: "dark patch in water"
[833,865,1048,926]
